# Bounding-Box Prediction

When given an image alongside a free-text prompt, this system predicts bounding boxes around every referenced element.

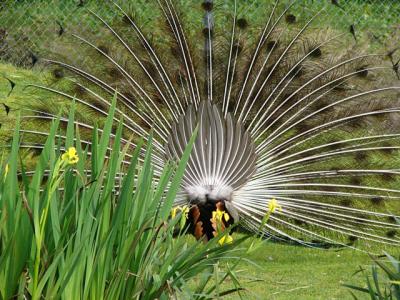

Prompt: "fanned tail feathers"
[2,0,400,247]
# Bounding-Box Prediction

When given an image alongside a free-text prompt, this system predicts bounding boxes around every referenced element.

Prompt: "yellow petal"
[4,164,9,178]
[61,153,68,161]
[218,234,233,245]
[70,156,79,164]
[62,147,79,165]
[268,198,281,213]
[225,235,233,244]
[68,147,77,157]
[182,205,189,214]
[171,207,177,219]
[223,212,230,222]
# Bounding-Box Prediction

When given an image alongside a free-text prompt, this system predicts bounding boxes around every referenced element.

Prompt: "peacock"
[2,0,400,247]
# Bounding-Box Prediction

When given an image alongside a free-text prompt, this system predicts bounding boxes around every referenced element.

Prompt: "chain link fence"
[0,0,399,67]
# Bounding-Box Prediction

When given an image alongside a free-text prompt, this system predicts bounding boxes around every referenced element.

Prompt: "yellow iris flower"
[171,205,189,219]
[212,208,230,223]
[268,198,282,213]
[218,234,233,245]
[171,207,179,219]
[171,205,190,230]
[211,207,233,245]
[61,147,79,165]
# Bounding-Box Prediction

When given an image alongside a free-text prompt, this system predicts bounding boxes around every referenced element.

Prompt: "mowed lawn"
[226,238,399,300]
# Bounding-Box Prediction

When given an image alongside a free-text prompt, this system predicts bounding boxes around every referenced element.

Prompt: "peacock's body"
[4,0,400,246]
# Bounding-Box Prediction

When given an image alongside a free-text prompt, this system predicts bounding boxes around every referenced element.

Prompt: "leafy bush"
[0,97,246,299]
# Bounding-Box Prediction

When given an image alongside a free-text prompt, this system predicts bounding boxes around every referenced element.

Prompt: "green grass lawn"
[226,238,400,299]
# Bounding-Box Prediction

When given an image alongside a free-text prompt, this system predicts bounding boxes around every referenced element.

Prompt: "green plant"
[345,251,400,299]
[0,96,247,299]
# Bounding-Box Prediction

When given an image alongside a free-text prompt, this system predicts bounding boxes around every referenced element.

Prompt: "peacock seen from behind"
[4,0,400,247]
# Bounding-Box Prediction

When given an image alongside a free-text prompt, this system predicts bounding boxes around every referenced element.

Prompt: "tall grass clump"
[0,97,247,299]
[345,249,400,299]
